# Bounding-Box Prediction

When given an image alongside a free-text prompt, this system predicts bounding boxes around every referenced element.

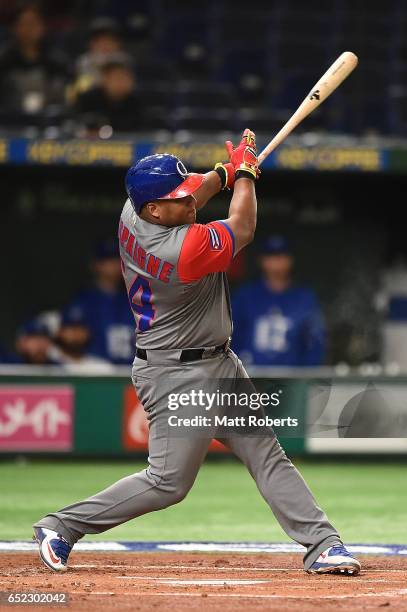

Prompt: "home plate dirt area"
[1,552,407,611]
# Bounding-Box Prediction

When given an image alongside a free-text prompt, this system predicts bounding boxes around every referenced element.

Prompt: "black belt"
[136,340,229,363]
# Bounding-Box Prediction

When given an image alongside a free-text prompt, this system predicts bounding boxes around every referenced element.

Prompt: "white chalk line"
[1,577,403,588]
[119,576,271,585]
[72,564,299,571]
[66,571,407,590]
[160,579,270,586]
[117,575,404,586]
[75,589,407,600]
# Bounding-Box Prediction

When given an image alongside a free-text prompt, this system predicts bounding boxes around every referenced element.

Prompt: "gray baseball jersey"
[118,199,235,349]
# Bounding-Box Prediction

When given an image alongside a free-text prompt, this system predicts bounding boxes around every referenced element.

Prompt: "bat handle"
[258,150,269,165]
[258,139,279,165]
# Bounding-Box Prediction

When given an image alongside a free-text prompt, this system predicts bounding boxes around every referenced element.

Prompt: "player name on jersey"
[119,220,174,283]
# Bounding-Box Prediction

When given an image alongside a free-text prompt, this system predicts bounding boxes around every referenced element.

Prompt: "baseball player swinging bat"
[32,53,361,577]
[258,51,359,164]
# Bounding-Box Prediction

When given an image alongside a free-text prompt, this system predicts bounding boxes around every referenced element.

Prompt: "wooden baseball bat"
[257,51,358,165]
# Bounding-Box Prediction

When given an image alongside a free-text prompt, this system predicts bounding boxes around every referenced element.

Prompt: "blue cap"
[95,237,118,260]
[60,305,88,327]
[18,318,50,337]
[260,235,291,255]
[125,153,205,214]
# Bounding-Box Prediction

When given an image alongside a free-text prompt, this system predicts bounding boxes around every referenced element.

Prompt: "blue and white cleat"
[307,544,361,575]
[33,527,72,572]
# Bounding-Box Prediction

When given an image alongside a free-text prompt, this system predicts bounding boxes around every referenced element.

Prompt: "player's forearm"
[226,178,257,252]
[193,171,222,209]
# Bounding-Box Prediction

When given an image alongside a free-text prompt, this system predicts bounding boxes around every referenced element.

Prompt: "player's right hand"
[225,128,260,181]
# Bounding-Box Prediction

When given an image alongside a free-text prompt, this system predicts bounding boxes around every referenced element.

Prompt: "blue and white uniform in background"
[66,288,135,365]
[232,280,325,366]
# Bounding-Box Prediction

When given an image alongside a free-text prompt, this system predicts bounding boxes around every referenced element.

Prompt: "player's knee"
[145,467,193,506]
[160,476,193,505]
[162,479,191,505]
[171,481,191,504]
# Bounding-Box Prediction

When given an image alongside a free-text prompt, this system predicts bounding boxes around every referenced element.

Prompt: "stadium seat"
[277,10,331,41]
[218,11,272,48]
[216,46,271,104]
[174,81,236,110]
[135,58,177,88]
[236,107,289,134]
[172,107,234,132]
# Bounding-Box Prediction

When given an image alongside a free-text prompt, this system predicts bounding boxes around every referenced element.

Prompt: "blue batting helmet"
[125,154,205,214]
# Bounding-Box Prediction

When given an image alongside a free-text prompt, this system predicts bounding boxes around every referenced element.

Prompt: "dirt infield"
[1,552,407,611]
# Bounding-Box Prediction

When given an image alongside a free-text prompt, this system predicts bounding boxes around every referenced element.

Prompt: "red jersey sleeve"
[177,221,235,283]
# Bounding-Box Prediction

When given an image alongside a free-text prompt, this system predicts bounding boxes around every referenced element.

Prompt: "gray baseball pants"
[33,348,341,569]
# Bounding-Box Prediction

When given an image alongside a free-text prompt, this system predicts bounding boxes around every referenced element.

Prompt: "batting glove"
[225,128,259,181]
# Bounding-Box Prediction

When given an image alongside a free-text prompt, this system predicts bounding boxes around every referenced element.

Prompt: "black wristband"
[214,164,228,190]
[235,169,256,182]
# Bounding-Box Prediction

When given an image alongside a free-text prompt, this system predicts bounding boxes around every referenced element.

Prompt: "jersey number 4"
[128,274,155,332]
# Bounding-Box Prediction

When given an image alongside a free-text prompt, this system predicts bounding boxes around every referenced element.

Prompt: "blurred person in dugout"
[74,59,141,134]
[65,238,135,365]
[13,319,57,365]
[0,4,67,123]
[72,17,131,97]
[48,306,113,374]
[232,236,326,367]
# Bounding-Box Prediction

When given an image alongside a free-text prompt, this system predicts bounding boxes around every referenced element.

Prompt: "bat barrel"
[257,51,358,165]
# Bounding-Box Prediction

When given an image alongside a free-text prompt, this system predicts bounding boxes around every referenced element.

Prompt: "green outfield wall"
[1,372,406,457]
